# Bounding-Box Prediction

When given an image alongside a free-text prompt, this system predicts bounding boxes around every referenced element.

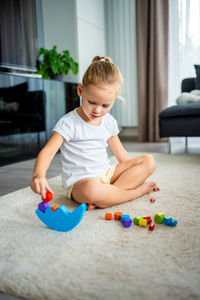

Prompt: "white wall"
[76,0,106,82]
[41,0,106,83]
[41,0,79,82]
[40,0,137,127]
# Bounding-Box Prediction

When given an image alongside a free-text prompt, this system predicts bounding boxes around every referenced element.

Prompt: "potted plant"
[37,45,79,79]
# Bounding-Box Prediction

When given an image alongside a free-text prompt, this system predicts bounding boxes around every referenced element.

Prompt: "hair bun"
[91,56,113,64]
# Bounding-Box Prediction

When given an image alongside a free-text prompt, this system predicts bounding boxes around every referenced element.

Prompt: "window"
[0,0,38,72]
[168,0,200,106]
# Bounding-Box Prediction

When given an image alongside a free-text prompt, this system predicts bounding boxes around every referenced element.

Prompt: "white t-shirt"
[53,108,119,189]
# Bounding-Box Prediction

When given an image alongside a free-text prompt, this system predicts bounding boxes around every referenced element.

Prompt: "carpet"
[0,152,200,300]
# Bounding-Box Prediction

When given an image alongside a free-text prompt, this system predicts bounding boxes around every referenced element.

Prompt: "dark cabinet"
[0,72,80,166]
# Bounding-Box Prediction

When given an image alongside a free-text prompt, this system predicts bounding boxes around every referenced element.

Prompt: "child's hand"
[30,176,54,199]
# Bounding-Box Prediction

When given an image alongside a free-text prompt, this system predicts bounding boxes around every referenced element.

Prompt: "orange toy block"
[51,205,59,212]
[114,212,123,220]
[105,213,112,220]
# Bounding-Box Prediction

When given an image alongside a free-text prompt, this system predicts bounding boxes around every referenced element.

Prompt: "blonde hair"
[82,56,123,90]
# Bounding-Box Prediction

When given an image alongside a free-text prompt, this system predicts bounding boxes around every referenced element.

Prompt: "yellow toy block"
[139,218,147,227]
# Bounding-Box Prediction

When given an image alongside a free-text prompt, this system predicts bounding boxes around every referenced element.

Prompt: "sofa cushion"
[194,64,200,89]
[159,103,200,119]
[176,91,200,104]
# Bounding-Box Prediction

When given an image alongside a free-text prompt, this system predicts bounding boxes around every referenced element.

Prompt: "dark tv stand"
[0,72,80,166]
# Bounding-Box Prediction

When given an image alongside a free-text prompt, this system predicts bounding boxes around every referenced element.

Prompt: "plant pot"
[51,74,63,81]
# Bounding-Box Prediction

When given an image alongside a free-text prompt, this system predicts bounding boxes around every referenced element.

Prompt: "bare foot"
[87,203,96,211]
[135,181,158,198]
[153,186,160,192]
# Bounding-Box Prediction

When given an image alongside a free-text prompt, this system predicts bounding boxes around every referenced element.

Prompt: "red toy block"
[42,191,53,203]
[114,212,123,220]
[148,223,155,231]
[150,197,156,203]
[105,213,112,220]
[51,205,59,212]
[143,216,152,224]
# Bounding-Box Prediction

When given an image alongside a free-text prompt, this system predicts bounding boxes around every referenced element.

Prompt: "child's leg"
[71,155,157,208]
[111,154,156,189]
[71,178,157,209]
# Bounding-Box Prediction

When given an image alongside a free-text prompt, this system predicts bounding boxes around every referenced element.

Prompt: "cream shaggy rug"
[0,152,200,300]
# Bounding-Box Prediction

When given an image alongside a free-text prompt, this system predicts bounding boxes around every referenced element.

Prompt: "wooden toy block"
[35,203,87,232]
[51,205,59,212]
[163,217,173,226]
[120,214,130,223]
[139,218,147,227]
[122,219,132,228]
[154,212,165,224]
[143,216,152,224]
[38,202,50,212]
[163,217,177,226]
[114,212,123,220]
[105,213,112,220]
[42,191,53,203]
[169,220,177,226]
[150,197,156,203]
[148,223,155,231]
[133,216,142,225]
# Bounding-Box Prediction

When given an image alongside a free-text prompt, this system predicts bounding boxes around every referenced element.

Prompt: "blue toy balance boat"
[35,203,87,232]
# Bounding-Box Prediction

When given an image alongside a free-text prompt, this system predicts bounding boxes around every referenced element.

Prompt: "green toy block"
[133,216,142,225]
[154,212,165,224]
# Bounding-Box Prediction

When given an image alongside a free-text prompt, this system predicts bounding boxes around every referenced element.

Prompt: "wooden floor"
[0,137,200,197]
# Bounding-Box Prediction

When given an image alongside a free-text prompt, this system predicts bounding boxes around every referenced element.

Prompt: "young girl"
[31,56,159,210]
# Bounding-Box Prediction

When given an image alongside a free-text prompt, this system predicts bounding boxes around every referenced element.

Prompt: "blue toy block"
[169,220,177,226]
[38,202,50,212]
[163,217,177,227]
[122,219,132,228]
[120,214,130,223]
[163,217,173,226]
[35,203,87,232]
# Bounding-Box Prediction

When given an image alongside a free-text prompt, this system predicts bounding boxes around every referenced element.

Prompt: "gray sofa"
[159,78,200,152]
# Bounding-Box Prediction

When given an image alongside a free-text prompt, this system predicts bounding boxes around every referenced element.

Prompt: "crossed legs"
[71,155,158,209]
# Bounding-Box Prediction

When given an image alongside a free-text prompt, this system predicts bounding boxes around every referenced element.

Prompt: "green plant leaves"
[37,45,79,79]
[63,50,70,60]
[52,64,58,74]
[39,47,45,55]
[70,61,78,75]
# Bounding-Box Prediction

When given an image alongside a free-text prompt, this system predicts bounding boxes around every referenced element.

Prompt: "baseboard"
[119,126,138,141]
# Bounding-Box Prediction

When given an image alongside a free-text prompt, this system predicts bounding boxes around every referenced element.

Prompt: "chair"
[159,78,200,152]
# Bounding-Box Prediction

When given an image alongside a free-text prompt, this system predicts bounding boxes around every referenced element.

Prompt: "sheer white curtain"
[168,0,200,106]
[105,0,138,127]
